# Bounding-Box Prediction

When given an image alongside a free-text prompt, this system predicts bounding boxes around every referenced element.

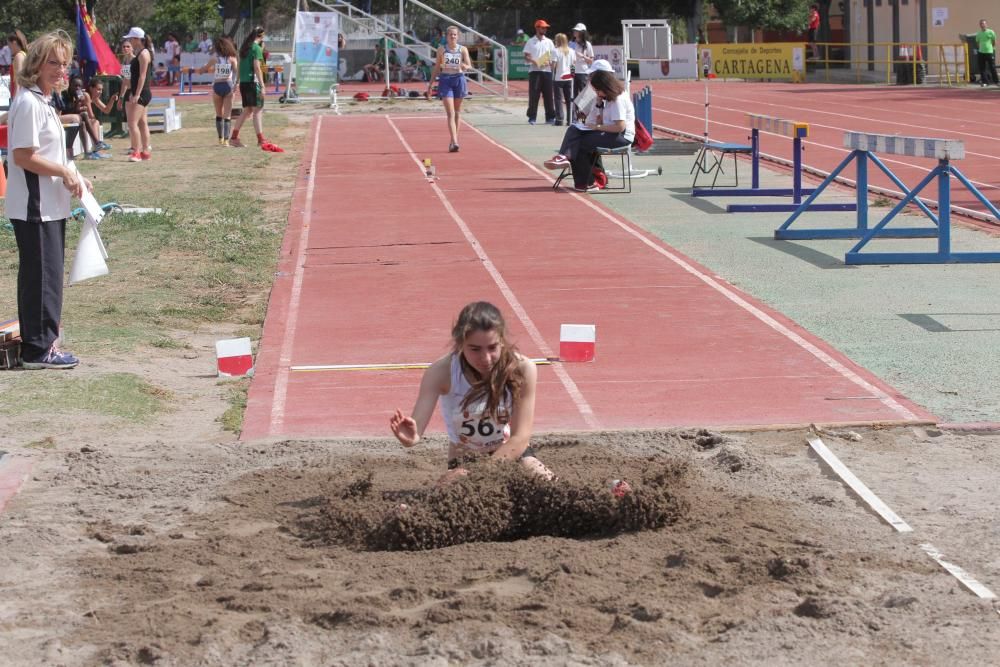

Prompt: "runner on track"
[425,25,472,153]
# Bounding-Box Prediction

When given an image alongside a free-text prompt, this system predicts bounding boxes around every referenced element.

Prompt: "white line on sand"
[920,543,997,600]
[386,116,599,429]
[807,436,913,532]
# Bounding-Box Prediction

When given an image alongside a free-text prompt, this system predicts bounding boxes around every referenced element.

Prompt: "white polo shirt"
[6,86,72,222]
[523,35,555,73]
[586,93,636,142]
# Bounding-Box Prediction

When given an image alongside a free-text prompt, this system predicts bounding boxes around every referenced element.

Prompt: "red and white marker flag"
[559,324,596,362]
[216,337,254,377]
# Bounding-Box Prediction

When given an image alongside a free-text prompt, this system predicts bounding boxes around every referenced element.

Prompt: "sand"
[3,380,999,666]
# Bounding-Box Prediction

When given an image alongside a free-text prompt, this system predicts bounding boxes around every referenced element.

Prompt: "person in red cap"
[523,19,556,125]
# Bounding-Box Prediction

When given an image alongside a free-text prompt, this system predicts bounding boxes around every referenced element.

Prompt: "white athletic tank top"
[439,354,511,451]
[441,45,463,75]
[214,58,235,84]
[120,62,131,79]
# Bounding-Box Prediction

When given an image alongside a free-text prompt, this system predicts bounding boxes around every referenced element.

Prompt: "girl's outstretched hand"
[390,408,419,446]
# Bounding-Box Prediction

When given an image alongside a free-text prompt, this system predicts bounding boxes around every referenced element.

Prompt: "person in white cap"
[570,23,594,100]
[523,19,556,125]
[123,26,154,162]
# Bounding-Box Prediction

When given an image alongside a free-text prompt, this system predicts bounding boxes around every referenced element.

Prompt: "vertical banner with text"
[294,11,340,94]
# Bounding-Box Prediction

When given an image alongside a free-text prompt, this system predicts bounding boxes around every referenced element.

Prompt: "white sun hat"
[122,27,146,40]
[590,59,614,73]
[573,23,587,32]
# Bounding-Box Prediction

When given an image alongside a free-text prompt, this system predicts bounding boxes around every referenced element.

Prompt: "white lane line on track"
[808,437,913,532]
[651,102,999,192]
[269,116,323,435]
[386,116,600,430]
[654,90,1000,148]
[465,120,921,422]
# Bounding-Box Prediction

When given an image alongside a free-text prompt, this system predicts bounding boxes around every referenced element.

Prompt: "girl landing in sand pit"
[390,301,555,485]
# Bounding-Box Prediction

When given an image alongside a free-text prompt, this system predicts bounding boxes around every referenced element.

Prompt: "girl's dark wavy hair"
[240,26,265,58]
[452,301,523,419]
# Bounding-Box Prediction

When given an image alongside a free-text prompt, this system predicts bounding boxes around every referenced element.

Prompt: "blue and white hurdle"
[775,131,1000,264]
[693,113,856,214]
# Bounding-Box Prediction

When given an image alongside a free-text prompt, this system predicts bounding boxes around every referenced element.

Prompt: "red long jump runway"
[241,113,933,441]
[650,81,1000,221]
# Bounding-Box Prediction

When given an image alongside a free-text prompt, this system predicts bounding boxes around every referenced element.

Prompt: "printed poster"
[294,11,339,94]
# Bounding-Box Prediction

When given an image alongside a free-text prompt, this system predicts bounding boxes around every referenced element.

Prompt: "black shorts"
[448,446,538,469]
[239,82,263,108]
[134,89,152,106]
[807,28,817,42]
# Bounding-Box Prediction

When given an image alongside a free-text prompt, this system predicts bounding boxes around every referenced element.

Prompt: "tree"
[0,0,77,40]
[711,0,811,33]
[147,0,222,41]
[91,0,153,49]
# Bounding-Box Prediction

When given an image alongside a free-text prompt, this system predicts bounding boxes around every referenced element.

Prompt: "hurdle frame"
[776,131,1000,264]
[693,113,856,214]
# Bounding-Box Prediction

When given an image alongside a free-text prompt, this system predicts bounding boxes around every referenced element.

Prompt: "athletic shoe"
[222,139,229,147]
[260,141,285,153]
[22,348,79,370]
[573,184,599,192]
[84,152,104,160]
[528,119,536,125]
[554,120,563,126]
[544,155,568,170]
[448,143,459,153]
[128,153,143,163]
[125,147,137,157]
[96,141,112,151]
[230,137,245,148]
[140,151,152,161]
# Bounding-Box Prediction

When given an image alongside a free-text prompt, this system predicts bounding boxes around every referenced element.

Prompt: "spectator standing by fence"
[523,19,555,125]
[807,5,820,60]
[976,19,998,86]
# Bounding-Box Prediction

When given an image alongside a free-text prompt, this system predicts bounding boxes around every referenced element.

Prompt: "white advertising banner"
[637,44,699,79]
[294,11,340,93]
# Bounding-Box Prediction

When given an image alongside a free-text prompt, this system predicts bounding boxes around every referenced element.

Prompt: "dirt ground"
[2,99,1000,665]
[2,346,999,666]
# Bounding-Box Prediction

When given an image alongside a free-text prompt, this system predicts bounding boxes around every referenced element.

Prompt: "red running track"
[241,113,933,441]
[648,81,1000,221]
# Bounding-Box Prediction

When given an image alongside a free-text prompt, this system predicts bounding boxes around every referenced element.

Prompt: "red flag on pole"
[77,1,121,76]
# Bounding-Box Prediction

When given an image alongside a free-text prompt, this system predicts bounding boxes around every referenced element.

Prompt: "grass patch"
[872,195,894,207]
[3,372,171,421]
[218,378,250,434]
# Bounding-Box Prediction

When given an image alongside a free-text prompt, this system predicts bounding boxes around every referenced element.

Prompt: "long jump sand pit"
[35,428,996,664]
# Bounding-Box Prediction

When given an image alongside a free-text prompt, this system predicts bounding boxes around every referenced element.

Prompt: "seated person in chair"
[541,63,635,192]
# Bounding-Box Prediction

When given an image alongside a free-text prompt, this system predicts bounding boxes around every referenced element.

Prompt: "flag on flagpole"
[77,1,121,77]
